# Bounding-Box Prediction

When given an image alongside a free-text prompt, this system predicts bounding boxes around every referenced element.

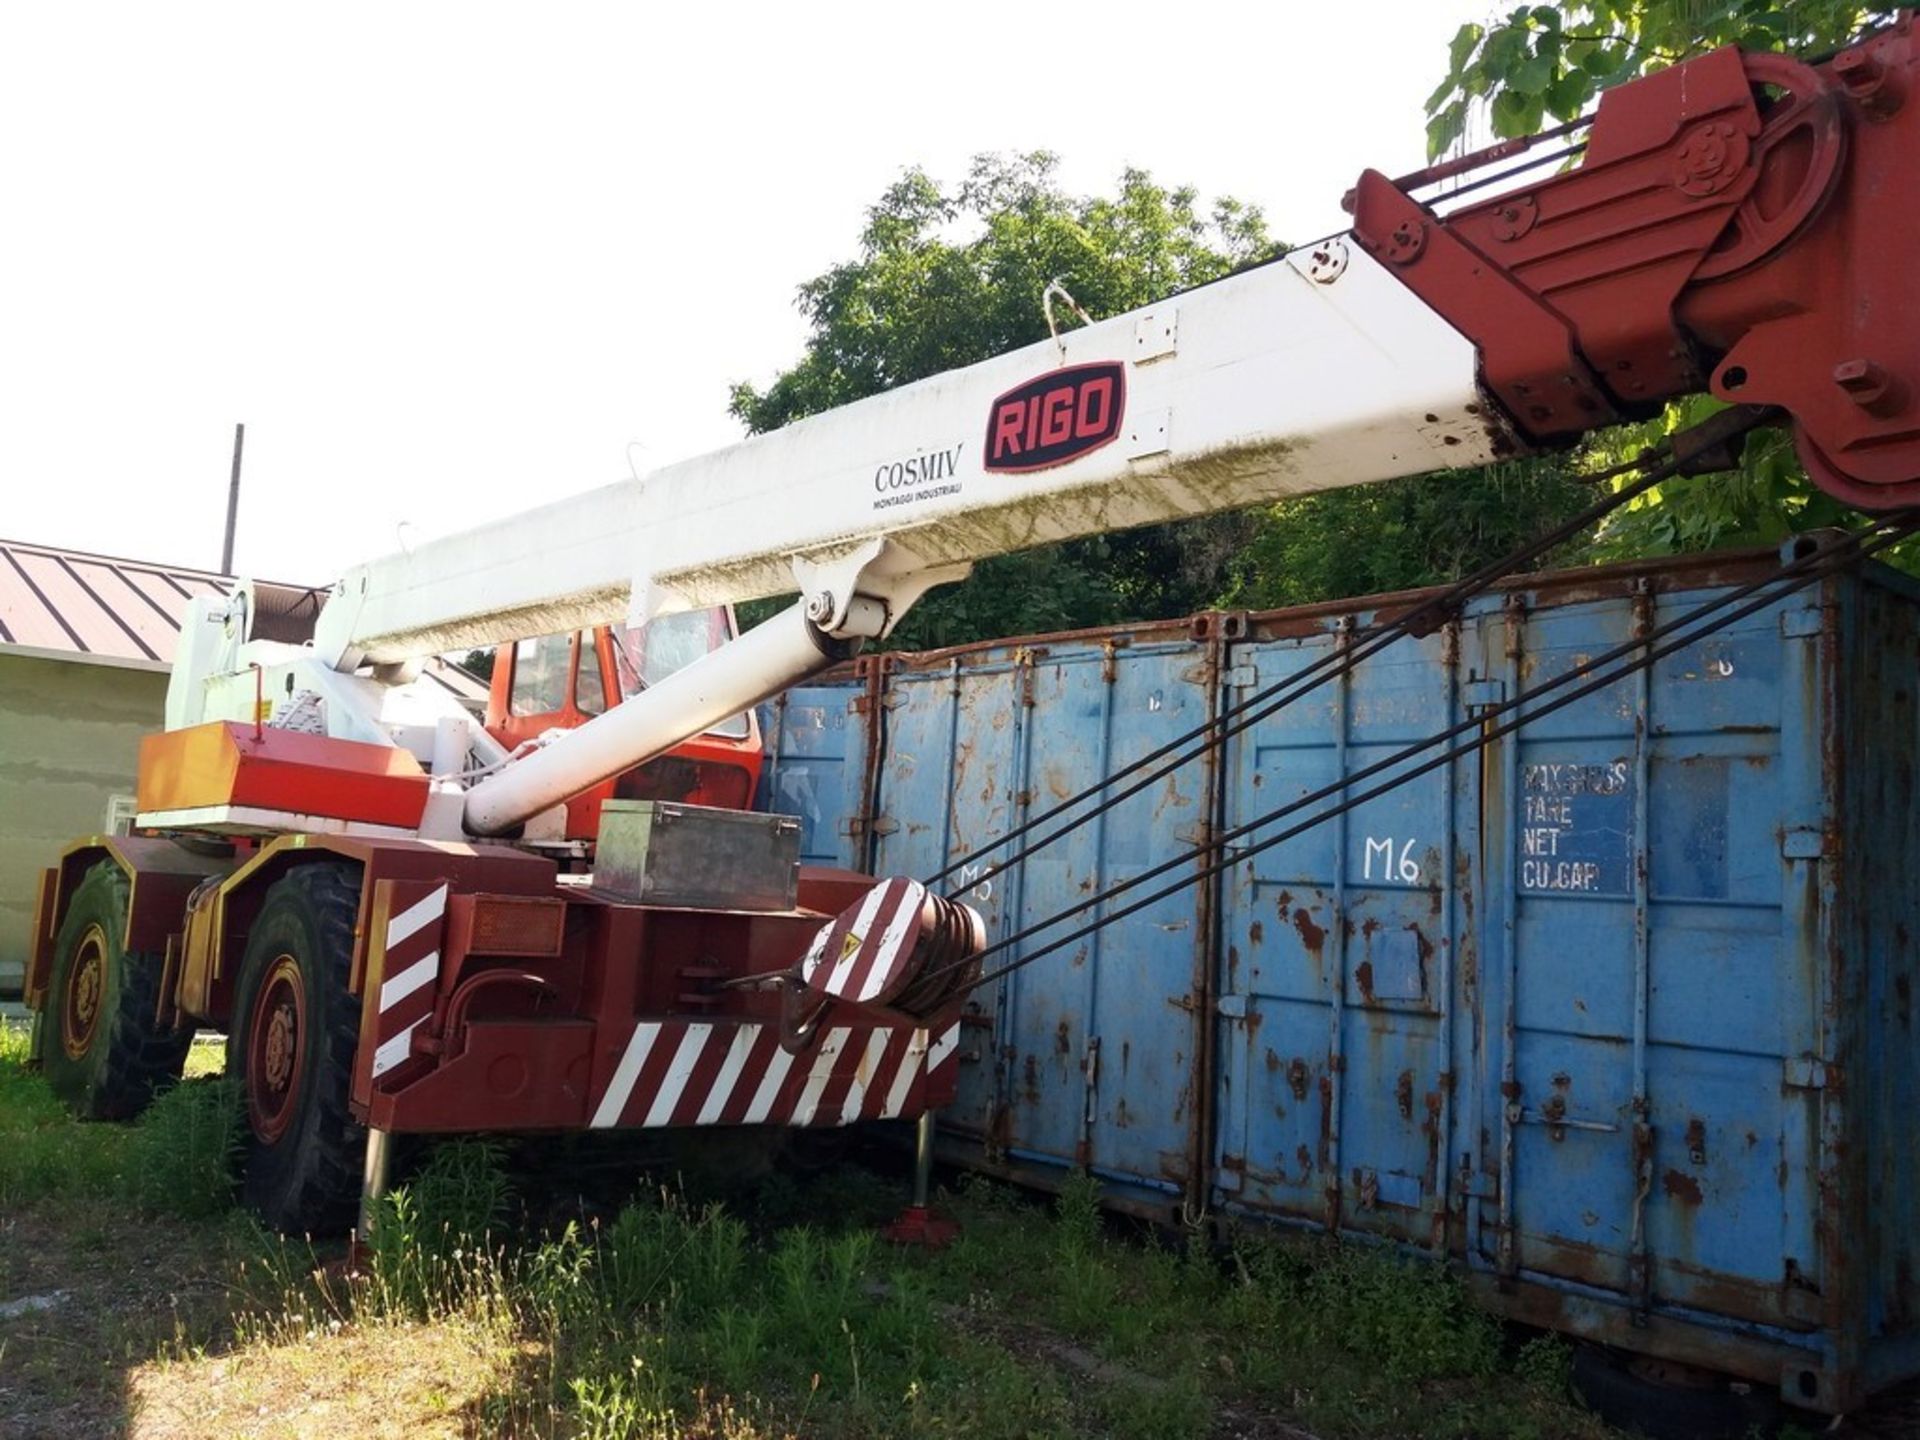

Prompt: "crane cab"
[484,609,763,841]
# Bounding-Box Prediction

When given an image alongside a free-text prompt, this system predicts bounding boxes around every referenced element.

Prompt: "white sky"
[1,1,1483,585]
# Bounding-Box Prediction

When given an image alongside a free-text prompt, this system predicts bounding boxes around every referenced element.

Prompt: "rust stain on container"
[1292,906,1326,955]
[1664,1170,1705,1206]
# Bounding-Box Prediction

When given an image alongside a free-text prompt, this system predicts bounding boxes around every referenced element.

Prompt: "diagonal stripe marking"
[386,885,447,949]
[882,1029,929,1118]
[860,882,925,1001]
[792,1027,850,1124]
[643,1024,711,1127]
[378,951,439,1013]
[371,1017,427,1078]
[743,1041,798,1123]
[823,885,891,995]
[839,1029,893,1124]
[591,1022,660,1128]
[929,1023,960,1072]
[697,1026,762,1125]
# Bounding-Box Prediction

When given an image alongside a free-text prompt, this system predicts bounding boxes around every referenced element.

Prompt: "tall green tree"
[1425,3,1900,559]
[730,154,1276,649]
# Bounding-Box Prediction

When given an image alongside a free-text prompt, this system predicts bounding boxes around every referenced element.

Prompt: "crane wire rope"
[920,428,1716,896]
[918,508,1919,996]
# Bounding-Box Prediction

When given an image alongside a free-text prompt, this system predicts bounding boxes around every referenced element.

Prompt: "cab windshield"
[609,609,748,739]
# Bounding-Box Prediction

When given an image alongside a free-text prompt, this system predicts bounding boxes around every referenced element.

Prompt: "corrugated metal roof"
[0,538,488,705]
[0,537,246,669]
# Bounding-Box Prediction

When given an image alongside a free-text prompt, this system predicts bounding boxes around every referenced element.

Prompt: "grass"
[0,1016,1618,1439]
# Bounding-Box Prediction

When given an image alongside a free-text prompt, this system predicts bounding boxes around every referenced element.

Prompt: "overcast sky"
[1,1,1483,585]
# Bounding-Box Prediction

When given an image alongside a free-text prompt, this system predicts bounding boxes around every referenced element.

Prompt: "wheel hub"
[60,926,107,1061]
[263,1001,297,1092]
[246,955,306,1144]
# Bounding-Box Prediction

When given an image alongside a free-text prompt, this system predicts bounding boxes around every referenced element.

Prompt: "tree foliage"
[731,154,1272,435]
[1424,3,1899,562]
[1426,2,1892,157]
[1224,460,1597,611]
[730,155,1279,648]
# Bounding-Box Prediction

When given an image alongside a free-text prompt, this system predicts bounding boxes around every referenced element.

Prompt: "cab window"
[575,636,606,715]
[510,634,572,716]
[610,610,747,738]
[511,632,604,717]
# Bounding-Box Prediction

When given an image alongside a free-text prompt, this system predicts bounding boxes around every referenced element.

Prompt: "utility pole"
[221,422,245,574]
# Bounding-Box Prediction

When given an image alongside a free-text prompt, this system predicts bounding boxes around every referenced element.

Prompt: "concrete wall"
[0,655,165,994]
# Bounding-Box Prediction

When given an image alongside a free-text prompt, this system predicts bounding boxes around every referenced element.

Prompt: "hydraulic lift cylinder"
[463,601,847,836]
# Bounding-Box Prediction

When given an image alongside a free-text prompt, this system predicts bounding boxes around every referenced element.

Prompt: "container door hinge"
[1780,827,1830,860]
[1783,1056,1830,1090]
[1463,678,1507,714]
[851,691,907,715]
[1216,994,1249,1019]
[840,815,899,838]
[1780,606,1827,640]
[1459,1171,1499,1201]
[1224,663,1259,688]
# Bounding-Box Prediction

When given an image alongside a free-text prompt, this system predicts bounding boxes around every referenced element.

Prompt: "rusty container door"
[866,628,1213,1210]
[1468,572,1833,1374]
[1212,608,1463,1249]
[758,678,872,871]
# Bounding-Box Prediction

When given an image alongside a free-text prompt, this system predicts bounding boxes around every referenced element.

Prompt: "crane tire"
[42,860,191,1120]
[228,862,366,1235]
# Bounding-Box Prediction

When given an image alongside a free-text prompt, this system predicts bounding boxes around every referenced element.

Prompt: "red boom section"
[1350,17,1920,508]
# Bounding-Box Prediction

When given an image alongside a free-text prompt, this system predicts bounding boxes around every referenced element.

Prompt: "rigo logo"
[983,362,1126,474]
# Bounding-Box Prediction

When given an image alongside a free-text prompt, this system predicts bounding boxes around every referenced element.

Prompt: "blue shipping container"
[757,549,1920,1413]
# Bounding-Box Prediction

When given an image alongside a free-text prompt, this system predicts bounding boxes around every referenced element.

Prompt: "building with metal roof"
[0,538,484,994]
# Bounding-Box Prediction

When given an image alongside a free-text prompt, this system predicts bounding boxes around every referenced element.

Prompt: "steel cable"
[922,444,1685,895]
[923,511,1918,994]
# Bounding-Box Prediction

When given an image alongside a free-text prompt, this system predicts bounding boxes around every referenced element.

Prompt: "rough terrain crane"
[22,17,1920,1237]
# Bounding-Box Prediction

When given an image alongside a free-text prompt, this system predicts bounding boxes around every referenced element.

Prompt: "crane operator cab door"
[485,609,763,840]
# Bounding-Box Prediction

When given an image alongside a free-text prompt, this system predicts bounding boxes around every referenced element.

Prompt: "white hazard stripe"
[839,1029,892,1124]
[378,951,439,1013]
[861,883,924,1001]
[881,1028,929,1119]
[591,1021,661,1128]
[696,1026,761,1125]
[386,885,447,949]
[371,1017,428,1077]
[822,886,890,995]
[643,1023,712,1127]
[792,1027,851,1124]
[799,925,834,981]
[742,1041,798,1123]
[929,1023,960,1072]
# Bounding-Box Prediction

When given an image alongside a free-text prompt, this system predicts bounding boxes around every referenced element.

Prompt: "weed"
[3,1020,1617,1438]
[1514,1331,1574,1396]
[0,1021,239,1218]
[1093,1372,1210,1440]
[406,1137,512,1242]
[130,1076,243,1218]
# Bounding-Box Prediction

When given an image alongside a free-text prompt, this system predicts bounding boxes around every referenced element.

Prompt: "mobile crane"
[23,17,1920,1236]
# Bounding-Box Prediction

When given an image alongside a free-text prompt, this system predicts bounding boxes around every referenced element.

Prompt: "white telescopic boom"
[307,240,1504,837]
[310,242,1499,671]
